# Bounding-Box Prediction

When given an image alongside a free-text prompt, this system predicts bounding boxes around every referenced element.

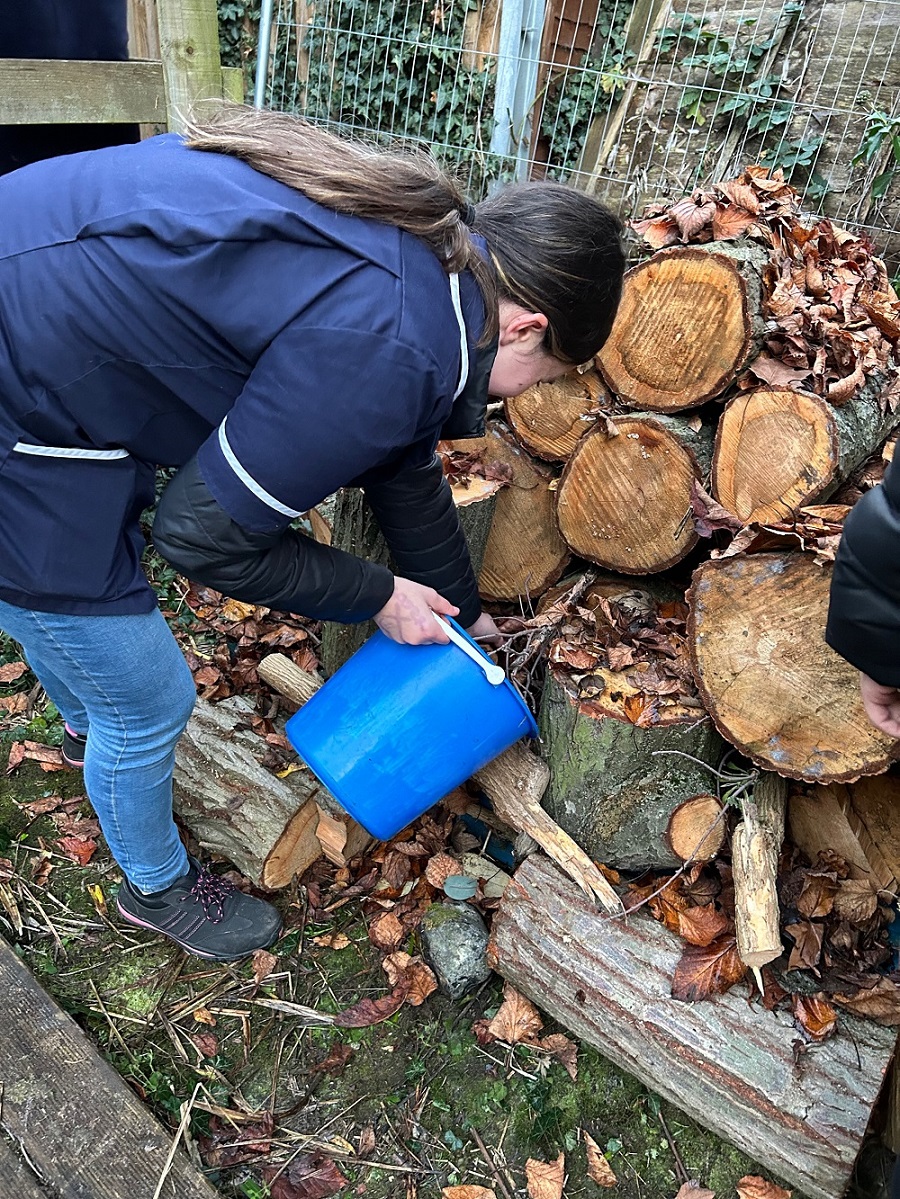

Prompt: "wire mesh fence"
[258,0,900,265]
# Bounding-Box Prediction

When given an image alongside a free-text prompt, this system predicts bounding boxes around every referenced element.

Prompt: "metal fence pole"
[253,0,275,108]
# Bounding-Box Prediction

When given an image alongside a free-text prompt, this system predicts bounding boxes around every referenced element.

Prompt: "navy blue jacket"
[0,135,487,622]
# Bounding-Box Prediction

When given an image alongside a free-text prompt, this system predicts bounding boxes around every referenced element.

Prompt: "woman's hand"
[374,577,458,645]
[859,672,900,738]
[467,611,502,647]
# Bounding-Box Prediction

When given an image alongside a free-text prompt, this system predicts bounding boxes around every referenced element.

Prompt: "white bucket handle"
[433,613,505,686]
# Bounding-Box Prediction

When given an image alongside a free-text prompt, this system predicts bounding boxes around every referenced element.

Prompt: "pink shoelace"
[180,866,236,924]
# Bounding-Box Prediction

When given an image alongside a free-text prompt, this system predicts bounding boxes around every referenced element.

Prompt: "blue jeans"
[0,598,195,892]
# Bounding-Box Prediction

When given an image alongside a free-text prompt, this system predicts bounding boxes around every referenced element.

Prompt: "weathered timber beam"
[0,59,166,124]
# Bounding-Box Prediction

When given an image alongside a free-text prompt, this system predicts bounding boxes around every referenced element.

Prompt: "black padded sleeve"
[361,454,482,627]
[152,456,395,623]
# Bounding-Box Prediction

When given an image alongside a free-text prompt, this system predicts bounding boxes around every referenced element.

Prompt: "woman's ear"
[497,304,549,348]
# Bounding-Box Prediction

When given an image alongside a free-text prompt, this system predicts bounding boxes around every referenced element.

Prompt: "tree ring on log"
[597,247,755,411]
[712,387,838,523]
[556,417,701,573]
[504,371,608,461]
[665,795,726,862]
[688,552,899,782]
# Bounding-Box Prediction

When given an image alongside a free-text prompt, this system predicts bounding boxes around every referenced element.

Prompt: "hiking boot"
[61,724,87,768]
[116,857,282,961]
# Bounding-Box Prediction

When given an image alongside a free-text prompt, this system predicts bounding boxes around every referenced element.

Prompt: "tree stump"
[447,424,570,603]
[538,667,729,871]
[489,854,897,1199]
[556,413,714,574]
[504,369,608,461]
[688,552,900,782]
[712,381,900,523]
[596,242,768,411]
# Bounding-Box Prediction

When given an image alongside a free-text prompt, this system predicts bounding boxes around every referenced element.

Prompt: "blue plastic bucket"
[285,619,537,840]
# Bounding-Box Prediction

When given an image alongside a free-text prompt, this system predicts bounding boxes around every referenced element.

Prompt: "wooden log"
[712,382,900,523]
[788,783,898,894]
[842,774,900,891]
[556,412,714,574]
[0,935,219,1199]
[489,855,897,1199]
[733,772,788,973]
[596,242,768,412]
[321,474,501,676]
[689,552,900,782]
[503,370,608,461]
[539,666,729,871]
[667,795,727,862]
[447,424,570,603]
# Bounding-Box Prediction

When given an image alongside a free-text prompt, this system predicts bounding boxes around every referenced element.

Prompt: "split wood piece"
[173,695,335,888]
[489,855,896,1199]
[556,413,714,573]
[688,552,899,782]
[539,667,729,872]
[257,654,621,909]
[0,934,219,1199]
[503,369,608,461]
[320,472,500,675]
[712,382,900,523]
[473,739,622,913]
[447,424,570,602]
[733,771,788,972]
[667,795,727,862]
[788,783,898,895]
[596,242,768,412]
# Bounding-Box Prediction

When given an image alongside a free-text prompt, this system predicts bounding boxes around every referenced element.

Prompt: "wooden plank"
[490,854,896,1199]
[127,0,161,60]
[156,0,227,132]
[0,1131,50,1198]
[0,59,166,125]
[222,65,246,103]
[0,936,218,1199]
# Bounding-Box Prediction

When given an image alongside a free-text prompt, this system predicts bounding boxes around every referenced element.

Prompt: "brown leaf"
[525,1152,565,1199]
[0,661,28,683]
[56,835,97,866]
[192,1007,217,1026]
[333,981,409,1027]
[20,794,65,816]
[6,741,25,773]
[677,903,731,948]
[736,1176,792,1199]
[670,195,717,241]
[711,204,757,241]
[199,1115,273,1168]
[833,977,900,1025]
[487,983,543,1044]
[357,1123,377,1158]
[607,644,636,671]
[424,852,460,889]
[747,354,813,388]
[310,1042,353,1077]
[671,936,747,1002]
[832,878,878,924]
[311,930,351,950]
[793,992,837,1042]
[538,1032,578,1080]
[584,1131,616,1187]
[796,872,838,918]
[441,1188,497,1199]
[631,215,679,249]
[404,958,439,1006]
[690,481,743,537]
[31,855,54,887]
[675,1185,715,1199]
[263,1152,349,1199]
[368,910,406,952]
[784,921,824,971]
[252,948,278,986]
[190,1031,219,1057]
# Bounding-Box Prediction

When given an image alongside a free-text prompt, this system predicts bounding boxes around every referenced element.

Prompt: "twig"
[152,1081,201,1199]
[657,1108,689,1186]
[470,1126,516,1199]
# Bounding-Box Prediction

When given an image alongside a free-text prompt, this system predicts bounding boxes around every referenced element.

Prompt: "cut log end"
[597,247,756,411]
[666,795,726,862]
[556,418,700,573]
[504,370,607,461]
[712,387,838,523]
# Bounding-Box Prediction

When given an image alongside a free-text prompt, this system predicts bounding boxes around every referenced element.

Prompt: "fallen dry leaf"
[425,852,461,889]
[677,903,731,948]
[736,1176,792,1199]
[584,1130,616,1187]
[793,993,837,1042]
[311,931,351,950]
[56,834,97,866]
[0,661,28,683]
[263,1151,349,1199]
[675,1184,715,1199]
[784,921,824,971]
[6,741,25,773]
[540,1032,578,1080]
[190,1031,219,1058]
[833,977,900,1024]
[192,1007,217,1026]
[796,872,838,919]
[333,982,409,1028]
[488,983,543,1044]
[832,878,878,924]
[252,948,278,986]
[368,909,406,952]
[671,936,747,1002]
[441,1187,497,1199]
[525,1152,565,1199]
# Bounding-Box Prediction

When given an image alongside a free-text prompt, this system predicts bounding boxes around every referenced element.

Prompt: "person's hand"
[467,611,502,647]
[859,672,900,738]
[374,577,458,645]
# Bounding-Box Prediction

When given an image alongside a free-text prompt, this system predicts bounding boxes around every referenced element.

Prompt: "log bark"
[321,474,500,675]
[556,413,714,573]
[788,783,898,895]
[503,369,608,461]
[489,854,897,1199]
[712,381,900,523]
[733,771,788,971]
[539,666,729,871]
[447,424,570,602]
[596,242,768,412]
[688,552,900,782]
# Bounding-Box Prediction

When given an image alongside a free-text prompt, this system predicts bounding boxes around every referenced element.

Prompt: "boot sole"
[116,899,279,962]
[61,750,84,769]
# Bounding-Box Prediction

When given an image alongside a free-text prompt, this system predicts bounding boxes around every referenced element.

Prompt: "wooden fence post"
[155,0,227,132]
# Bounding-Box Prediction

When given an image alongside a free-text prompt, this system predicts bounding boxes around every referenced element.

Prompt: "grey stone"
[421,901,492,999]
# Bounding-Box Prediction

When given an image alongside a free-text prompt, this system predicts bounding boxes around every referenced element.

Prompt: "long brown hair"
[185,105,624,361]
